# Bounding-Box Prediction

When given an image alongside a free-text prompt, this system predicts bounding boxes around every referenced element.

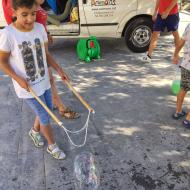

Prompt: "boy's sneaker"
[142,54,151,63]
[47,143,66,160]
[29,128,44,148]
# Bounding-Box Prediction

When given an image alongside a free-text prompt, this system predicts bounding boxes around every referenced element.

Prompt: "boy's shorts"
[25,88,53,126]
[181,67,190,92]
[153,13,179,32]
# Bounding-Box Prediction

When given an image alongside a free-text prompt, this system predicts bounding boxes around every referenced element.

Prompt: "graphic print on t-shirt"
[35,38,45,77]
[20,41,37,82]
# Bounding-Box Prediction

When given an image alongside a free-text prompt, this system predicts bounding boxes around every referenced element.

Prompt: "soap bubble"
[74,152,100,190]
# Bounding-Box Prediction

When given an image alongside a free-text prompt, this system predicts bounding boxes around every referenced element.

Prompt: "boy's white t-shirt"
[181,23,190,71]
[0,23,51,99]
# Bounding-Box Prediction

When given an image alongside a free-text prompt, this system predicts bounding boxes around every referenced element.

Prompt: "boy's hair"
[12,0,36,10]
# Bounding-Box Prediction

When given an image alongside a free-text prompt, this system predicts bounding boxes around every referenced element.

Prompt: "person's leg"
[147,31,160,57]
[29,116,44,147]
[40,123,65,159]
[166,13,180,48]
[142,14,163,63]
[180,68,190,121]
[33,117,40,132]
[172,31,180,48]
[29,114,55,146]
[177,67,188,113]
[42,89,66,159]
[40,124,55,145]
[26,89,66,159]
[25,91,54,147]
[25,98,46,147]
[36,115,66,159]
[176,89,186,113]
[48,68,80,118]
[142,32,160,63]
[147,14,164,57]
[48,68,66,111]
[185,111,190,121]
[40,88,55,145]
[173,66,190,120]
[172,67,188,119]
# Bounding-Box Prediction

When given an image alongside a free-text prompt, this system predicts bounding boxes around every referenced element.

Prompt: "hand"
[173,55,180,65]
[16,76,29,91]
[152,13,157,22]
[161,11,169,19]
[58,68,70,81]
[48,34,53,45]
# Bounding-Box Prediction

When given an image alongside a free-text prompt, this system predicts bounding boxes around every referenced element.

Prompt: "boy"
[142,0,180,63]
[172,23,190,129]
[0,0,68,159]
[2,0,80,119]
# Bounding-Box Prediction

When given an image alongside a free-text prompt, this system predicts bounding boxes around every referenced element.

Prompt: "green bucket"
[171,79,180,95]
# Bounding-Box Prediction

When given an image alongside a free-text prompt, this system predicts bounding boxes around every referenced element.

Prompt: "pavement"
[0,12,190,190]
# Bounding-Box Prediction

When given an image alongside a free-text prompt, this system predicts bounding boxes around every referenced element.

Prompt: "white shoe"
[142,54,151,63]
[47,143,66,160]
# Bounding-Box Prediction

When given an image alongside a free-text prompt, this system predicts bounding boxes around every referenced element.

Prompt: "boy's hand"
[161,11,169,19]
[57,68,70,81]
[16,77,29,91]
[173,55,180,65]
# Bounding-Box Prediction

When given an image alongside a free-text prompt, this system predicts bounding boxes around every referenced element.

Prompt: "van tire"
[124,17,153,53]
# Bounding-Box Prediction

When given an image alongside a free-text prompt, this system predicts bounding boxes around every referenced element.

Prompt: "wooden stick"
[29,87,63,127]
[64,80,94,113]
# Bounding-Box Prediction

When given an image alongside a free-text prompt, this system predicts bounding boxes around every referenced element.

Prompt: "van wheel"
[124,17,153,53]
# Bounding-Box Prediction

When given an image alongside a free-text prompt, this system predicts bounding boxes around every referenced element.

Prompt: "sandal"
[47,143,66,160]
[172,110,186,120]
[183,120,190,129]
[59,107,80,119]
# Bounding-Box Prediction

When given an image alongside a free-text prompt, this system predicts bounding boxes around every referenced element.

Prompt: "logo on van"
[91,0,116,6]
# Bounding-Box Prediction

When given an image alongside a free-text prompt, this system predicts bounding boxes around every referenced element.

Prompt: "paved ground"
[0,13,190,190]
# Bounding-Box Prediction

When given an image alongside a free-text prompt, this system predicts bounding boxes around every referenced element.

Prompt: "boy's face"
[36,0,45,5]
[14,4,37,31]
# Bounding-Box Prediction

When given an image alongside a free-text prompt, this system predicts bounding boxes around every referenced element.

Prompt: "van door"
[81,0,137,37]
[0,0,6,27]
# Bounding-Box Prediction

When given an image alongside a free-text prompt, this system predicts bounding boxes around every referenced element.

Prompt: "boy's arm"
[173,38,185,64]
[44,43,69,81]
[0,51,29,90]
[161,0,178,19]
[152,0,160,21]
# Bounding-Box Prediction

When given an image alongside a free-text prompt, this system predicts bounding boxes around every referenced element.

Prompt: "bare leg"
[48,68,66,111]
[176,89,186,113]
[41,124,66,159]
[147,31,160,57]
[40,124,55,145]
[48,68,79,118]
[185,111,190,121]
[172,31,180,48]
[33,117,40,132]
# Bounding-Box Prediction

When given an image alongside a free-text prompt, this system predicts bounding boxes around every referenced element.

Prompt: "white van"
[0,0,156,52]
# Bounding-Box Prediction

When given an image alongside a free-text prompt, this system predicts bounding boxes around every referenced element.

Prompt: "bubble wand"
[29,81,94,147]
